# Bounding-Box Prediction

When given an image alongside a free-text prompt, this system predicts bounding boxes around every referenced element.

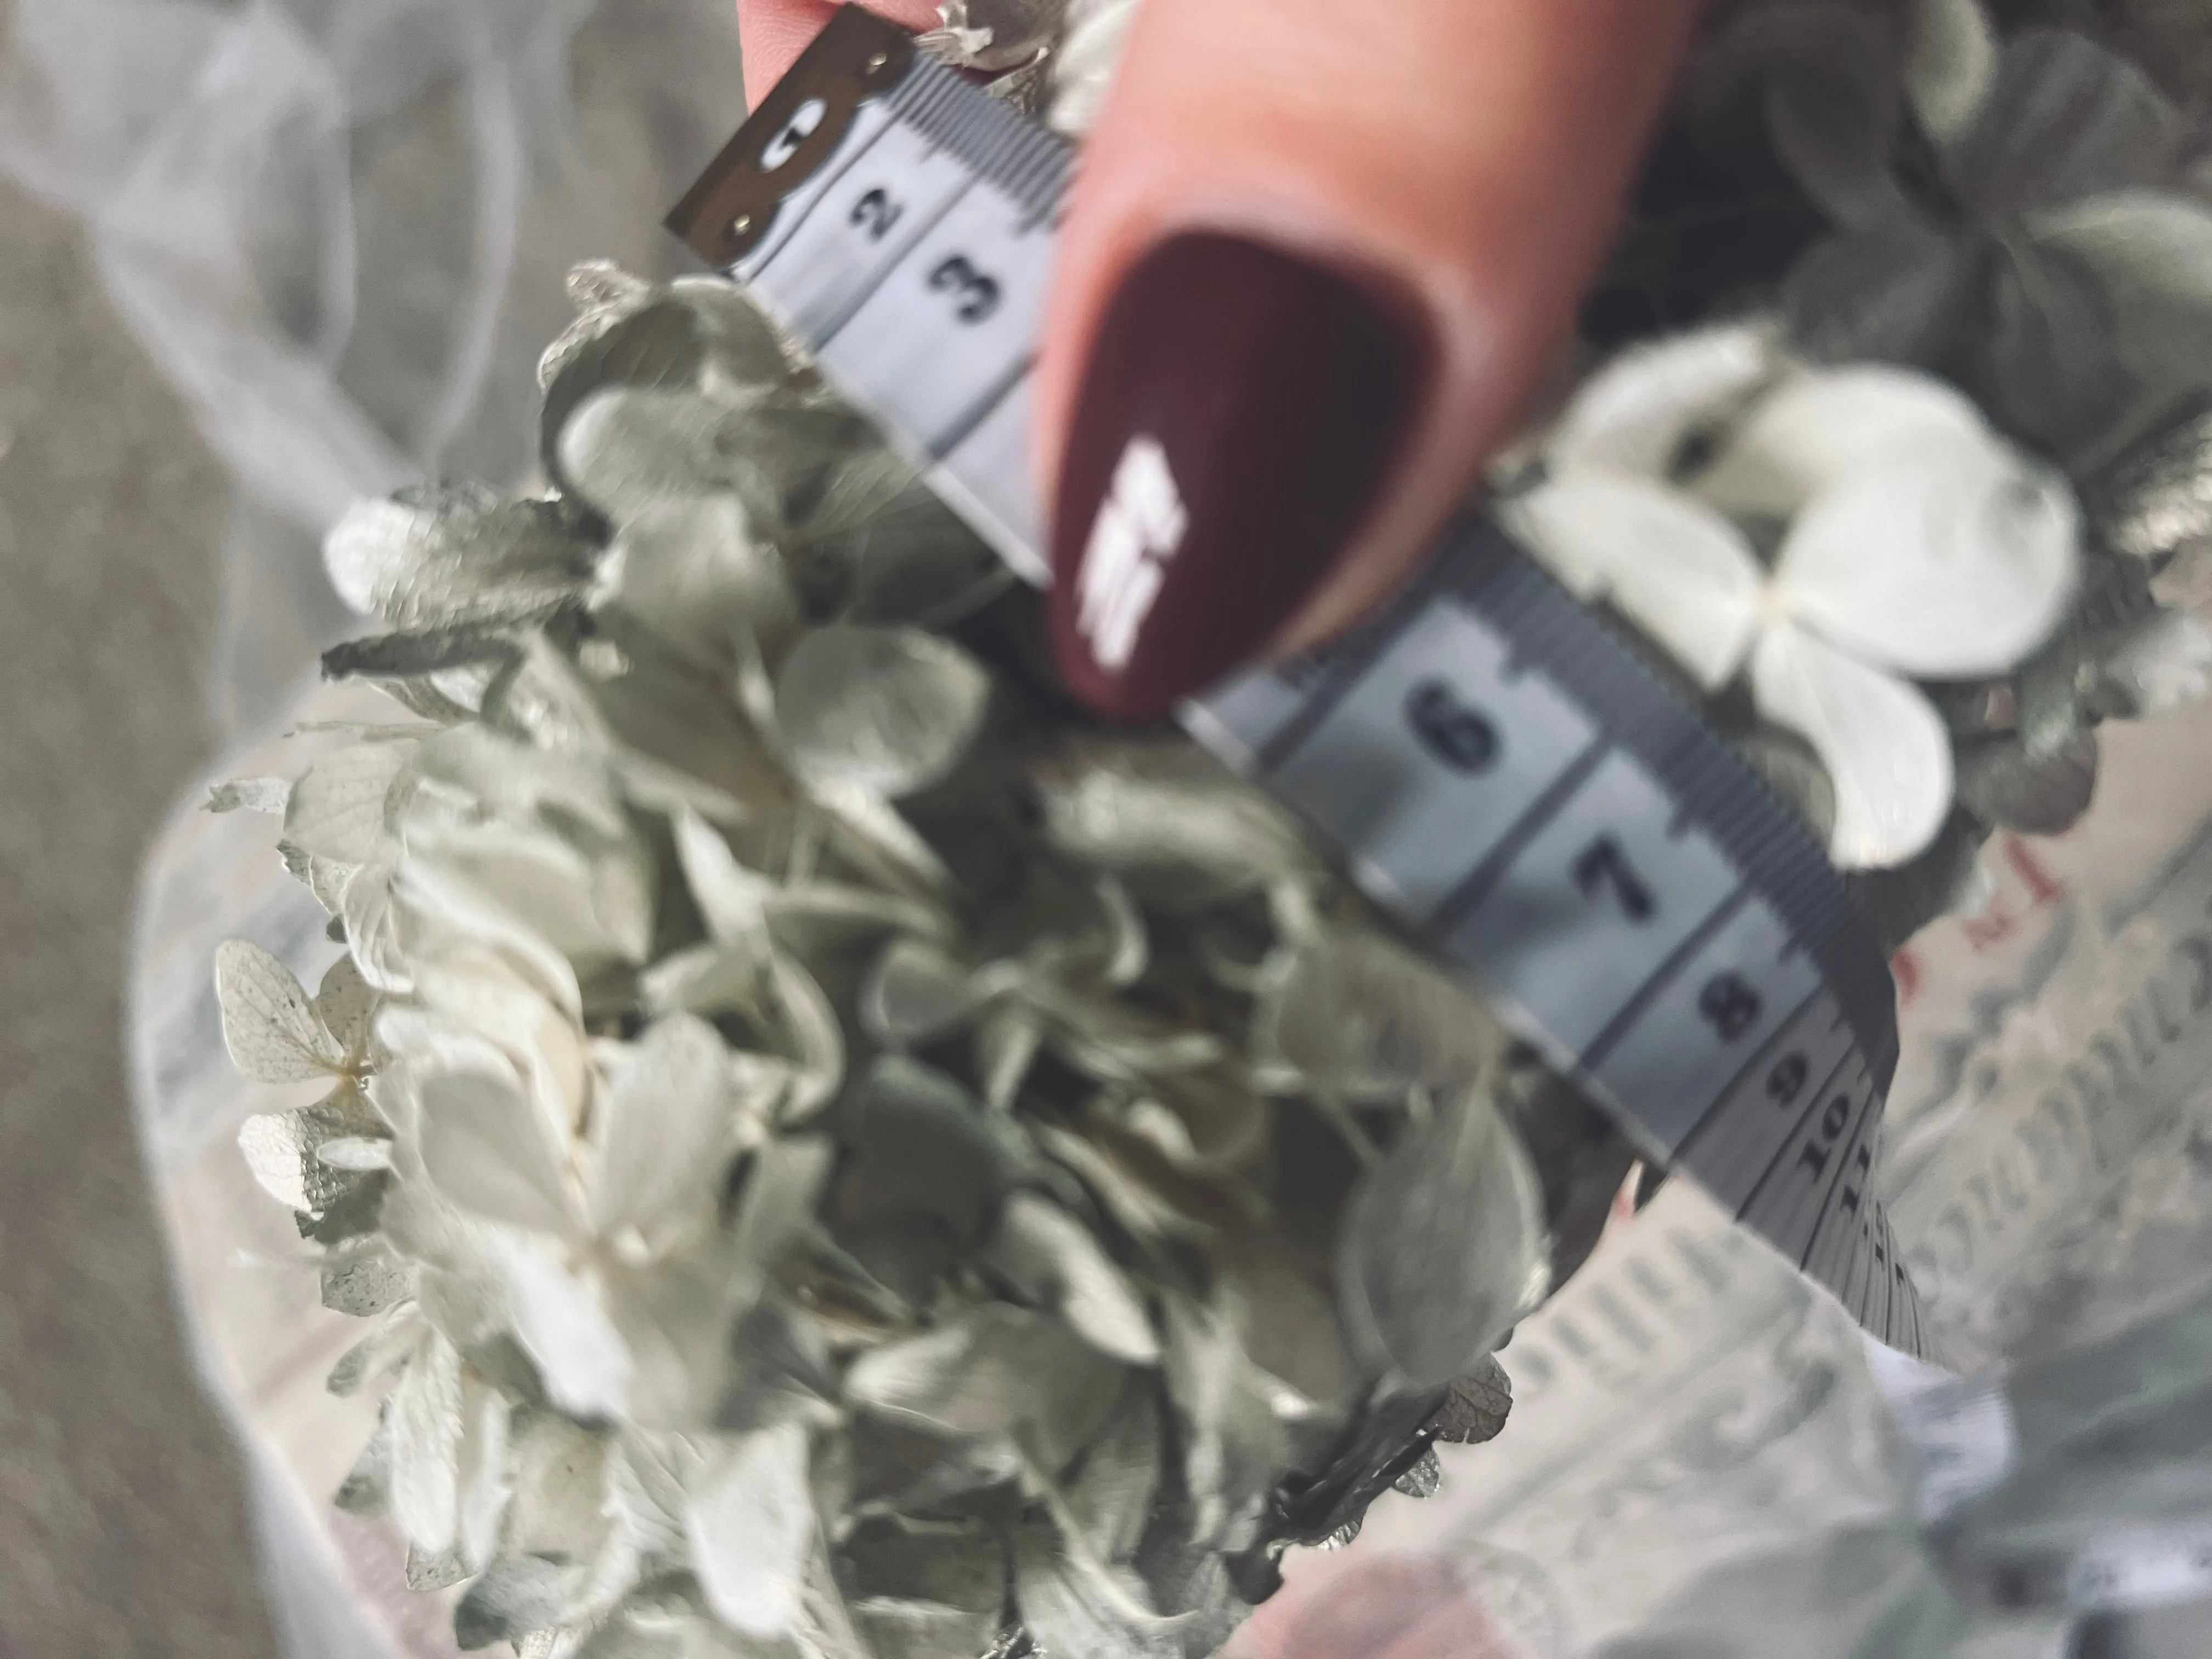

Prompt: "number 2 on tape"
[668,4,1924,1356]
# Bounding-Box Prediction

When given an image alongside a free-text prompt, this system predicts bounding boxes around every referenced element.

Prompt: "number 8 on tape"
[668,5,1926,1356]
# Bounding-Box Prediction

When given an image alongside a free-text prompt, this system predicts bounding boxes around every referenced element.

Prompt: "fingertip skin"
[1039,0,1706,709]
[737,0,940,104]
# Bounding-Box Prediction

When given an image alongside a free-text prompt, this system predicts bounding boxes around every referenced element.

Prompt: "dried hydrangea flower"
[210,260,1566,1658]
[1503,319,2080,868]
[1706,0,2212,456]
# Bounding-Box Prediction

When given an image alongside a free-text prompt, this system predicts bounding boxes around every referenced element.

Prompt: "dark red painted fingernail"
[1049,233,1421,720]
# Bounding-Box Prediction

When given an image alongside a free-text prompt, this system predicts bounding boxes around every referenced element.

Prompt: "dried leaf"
[324,1239,414,1316]
[240,1087,388,1214]
[1391,1447,1443,1499]
[1049,0,1136,136]
[836,1058,1031,1254]
[1954,731,2098,833]
[1065,1379,1161,1565]
[1158,1295,1286,1553]
[206,776,290,815]
[1947,29,2181,217]
[795,448,1011,628]
[560,387,752,529]
[343,854,412,995]
[1427,1357,1513,1446]
[335,1422,392,1518]
[2098,608,2212,716]
[861,936,985,1049]
[487,1230,635,1422]
[924,0,1062,71]
[1757,13,1911,232]
[1029,738,1315,896]
[852,1596,1002,1659]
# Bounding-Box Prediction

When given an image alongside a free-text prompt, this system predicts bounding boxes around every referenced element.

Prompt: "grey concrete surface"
[0,179,280,1658]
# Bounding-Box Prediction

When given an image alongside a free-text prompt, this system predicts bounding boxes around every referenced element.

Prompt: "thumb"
[1039,0,1704,717]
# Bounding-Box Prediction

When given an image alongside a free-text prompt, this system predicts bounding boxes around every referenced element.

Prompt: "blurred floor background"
[0,0,744,1648]
[0,174,281,1656]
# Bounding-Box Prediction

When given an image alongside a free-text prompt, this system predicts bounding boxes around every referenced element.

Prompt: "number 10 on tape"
[669,5,1926,1356]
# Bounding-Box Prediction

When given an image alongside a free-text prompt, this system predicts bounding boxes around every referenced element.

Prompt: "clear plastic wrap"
[0,0,746,740]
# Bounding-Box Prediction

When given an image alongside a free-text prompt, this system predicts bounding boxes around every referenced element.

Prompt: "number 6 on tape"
[669,5,1926,1356]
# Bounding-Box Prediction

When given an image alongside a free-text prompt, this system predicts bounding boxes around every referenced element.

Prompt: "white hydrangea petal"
[604,1257,743,1431]
[398,857,583,1021]
[590,1014,733,1242]
[1694,365,1991,520]
[597,495,801,670]
[455,1373,515,1573]
[774,626,993,800]
[2028,187,2212,311]
[415,1065,575,1235]
[1904,0,1998,145]
[409,820,647,968]
[1751,624,1955,869]
[1504,469,1763,690]
[316,1136,394,1172]
[484,1231,634,1421]
[1775,447,2079,677]
[388,1331,466,1556]
[411,945,593,1145]
[284,739,417,866]
[343,854,413,996]
[558,386,738,528]
[1545,321,1779,478]
[313,954,380,1065]
[687,1422,816,1640]
[674,810,775,951]
[215,939,343,1084]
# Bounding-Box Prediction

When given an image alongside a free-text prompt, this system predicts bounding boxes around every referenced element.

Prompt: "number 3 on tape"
[669,5,1926,1356]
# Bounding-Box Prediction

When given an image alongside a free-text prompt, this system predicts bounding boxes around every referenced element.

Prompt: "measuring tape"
[668,5,1925,1356]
